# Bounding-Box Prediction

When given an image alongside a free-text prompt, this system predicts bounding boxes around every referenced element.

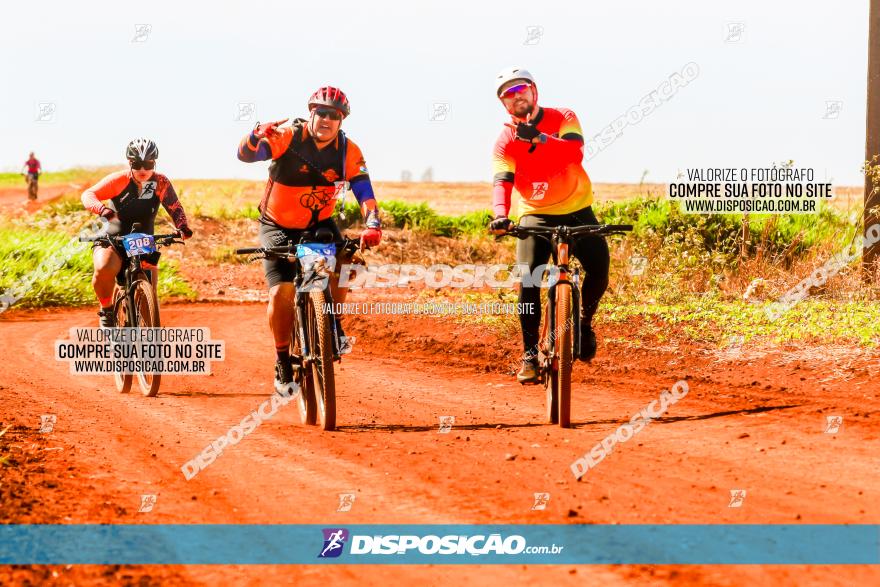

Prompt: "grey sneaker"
[516,355,540,385]
[274,358,297,397]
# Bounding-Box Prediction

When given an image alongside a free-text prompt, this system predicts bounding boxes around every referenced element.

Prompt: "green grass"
[336,199,491,237]
[599,293,880,346]
[596,196,855,261]
[0,226,194,309]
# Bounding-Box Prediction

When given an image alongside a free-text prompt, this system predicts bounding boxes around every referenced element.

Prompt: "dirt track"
[0,184,81,217]
[1,301,879,585]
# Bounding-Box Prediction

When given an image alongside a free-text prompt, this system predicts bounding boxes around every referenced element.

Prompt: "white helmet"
[495,66,536,97]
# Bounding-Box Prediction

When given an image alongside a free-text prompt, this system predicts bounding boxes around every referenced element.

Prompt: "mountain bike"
[234,229,360,431]
[502,223,632,428]
[79,223,184,396]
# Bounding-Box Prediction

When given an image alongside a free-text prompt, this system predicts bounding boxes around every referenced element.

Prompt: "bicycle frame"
[114,253,153,328]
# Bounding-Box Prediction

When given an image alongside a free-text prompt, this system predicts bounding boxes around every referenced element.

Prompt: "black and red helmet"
[308,86,350,118]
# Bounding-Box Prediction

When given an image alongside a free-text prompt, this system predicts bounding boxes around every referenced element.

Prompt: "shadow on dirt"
[570,403,802,428]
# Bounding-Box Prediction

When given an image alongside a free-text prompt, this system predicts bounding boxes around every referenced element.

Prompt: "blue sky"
[0,1,870,185]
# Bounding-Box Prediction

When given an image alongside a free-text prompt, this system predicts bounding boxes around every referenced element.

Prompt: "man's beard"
[512,102,534,118]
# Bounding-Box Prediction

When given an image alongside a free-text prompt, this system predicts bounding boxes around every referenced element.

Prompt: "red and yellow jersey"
[492,107,592,217]
[248,123,370,229]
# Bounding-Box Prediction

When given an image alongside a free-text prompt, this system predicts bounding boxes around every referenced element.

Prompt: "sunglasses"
[500,83,532,98]
[313,107,342,121]
[130,160,156,171]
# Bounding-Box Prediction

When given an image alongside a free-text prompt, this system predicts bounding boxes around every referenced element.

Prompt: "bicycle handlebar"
[501,223,633,239]
[79,231,183,245]
[234,237,362,257]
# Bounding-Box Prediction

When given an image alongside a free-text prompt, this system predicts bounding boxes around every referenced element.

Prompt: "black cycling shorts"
[259,218,342,289]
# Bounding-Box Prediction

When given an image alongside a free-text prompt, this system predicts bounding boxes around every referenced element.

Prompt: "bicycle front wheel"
[133,278,161,397]
[555,283,573,428]
[292,316,317,426]
[307,290,336,431]
[539,300,558,424]
[112,288,132,394]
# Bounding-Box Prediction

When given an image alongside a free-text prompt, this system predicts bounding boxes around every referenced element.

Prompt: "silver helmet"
[126,137,159,162]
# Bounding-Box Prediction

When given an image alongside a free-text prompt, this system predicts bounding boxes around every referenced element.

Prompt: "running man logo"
[438,415,455,433]
[531,492,550,510]
[628,255,648,276]
[725,22,745,43]
[333,181,349,200]
[35,102,57,123]
[337,493,356,512]
[138,494,157,513]
[531,182,549,201]
[523,25,544,45]
[728,489,747,508]
[824,415,843,434]
[429,103,450,122]
[318,528,350,558]
[140,181,157,199]
[39,414,57,433]
[234,102,256,122]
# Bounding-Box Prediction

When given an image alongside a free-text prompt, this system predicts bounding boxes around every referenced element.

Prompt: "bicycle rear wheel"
[555,283,573,428]
[133,278,161,397]
[307,290,336,431]
[112,289,132,394]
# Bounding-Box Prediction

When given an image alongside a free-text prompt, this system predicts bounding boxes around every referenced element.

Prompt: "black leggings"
[516,206,610,352]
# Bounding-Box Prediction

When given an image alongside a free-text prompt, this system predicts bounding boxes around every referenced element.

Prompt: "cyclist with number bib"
[487,67,610,384]
[22,152,41,200]
[81,138,193,328]
[236,86,382,390]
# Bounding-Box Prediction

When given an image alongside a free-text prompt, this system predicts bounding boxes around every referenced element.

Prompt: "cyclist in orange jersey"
[81,138,193,327]
[237,86,381,389]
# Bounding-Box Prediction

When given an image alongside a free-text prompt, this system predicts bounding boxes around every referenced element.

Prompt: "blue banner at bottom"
[1,525,878,565]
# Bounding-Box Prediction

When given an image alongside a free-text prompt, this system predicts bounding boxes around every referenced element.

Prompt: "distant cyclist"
[237,86,382,390]
[487,67,610,383]
[81,138,193,327]
[22,152,41,200]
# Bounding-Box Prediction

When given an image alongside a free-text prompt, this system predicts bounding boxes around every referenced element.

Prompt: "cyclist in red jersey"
[81,138,193,327]
[22,152,41,200]
[488,67,610,384]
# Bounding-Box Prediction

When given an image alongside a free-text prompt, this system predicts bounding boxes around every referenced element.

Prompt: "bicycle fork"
[549,241,582,365]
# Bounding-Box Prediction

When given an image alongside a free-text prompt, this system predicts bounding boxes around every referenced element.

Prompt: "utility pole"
[864,0,880,273]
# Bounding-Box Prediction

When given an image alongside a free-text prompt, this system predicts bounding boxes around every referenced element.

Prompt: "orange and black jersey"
[81,170,189,236]
[238,120,376,230]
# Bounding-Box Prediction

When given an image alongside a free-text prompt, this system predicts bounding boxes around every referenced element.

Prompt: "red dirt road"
[0,184,81,217]
[1,303,879,585]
